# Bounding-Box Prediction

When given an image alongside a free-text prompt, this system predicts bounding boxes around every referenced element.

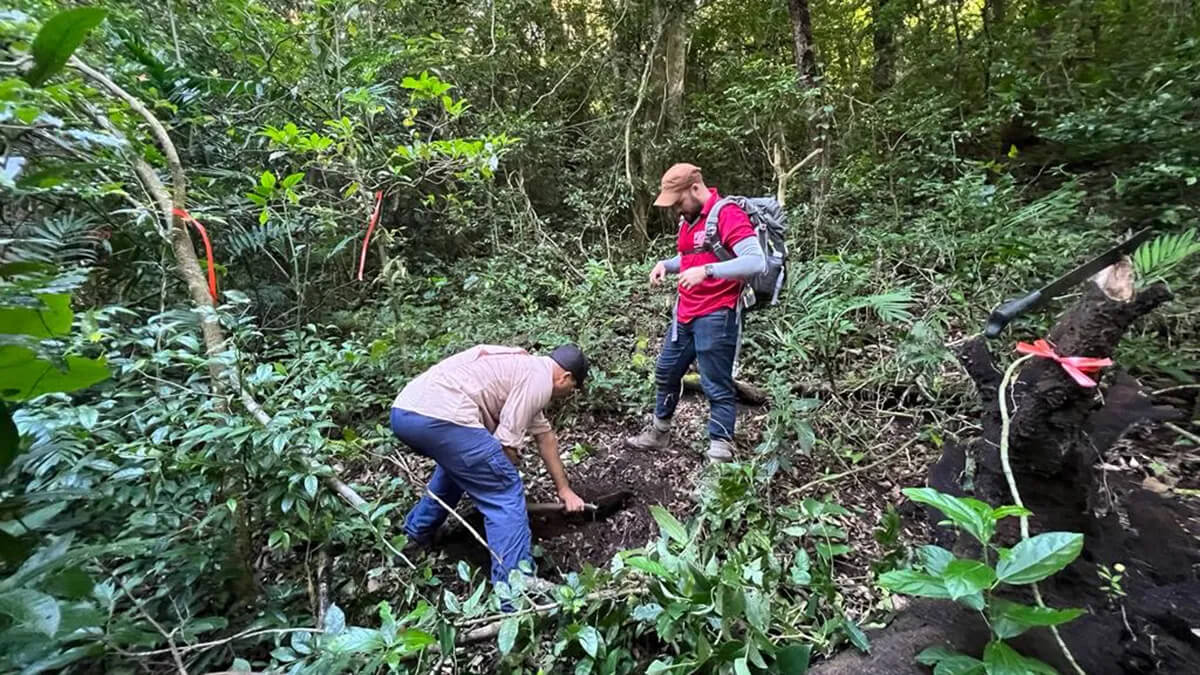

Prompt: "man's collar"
[686,187,721,225]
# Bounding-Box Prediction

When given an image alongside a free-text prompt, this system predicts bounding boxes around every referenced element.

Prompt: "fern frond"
[1133,229,1200,284]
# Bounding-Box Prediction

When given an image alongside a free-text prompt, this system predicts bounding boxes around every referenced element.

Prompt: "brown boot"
[625,420,670,450]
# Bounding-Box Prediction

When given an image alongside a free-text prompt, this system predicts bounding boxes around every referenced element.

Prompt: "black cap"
[549,343,589,390]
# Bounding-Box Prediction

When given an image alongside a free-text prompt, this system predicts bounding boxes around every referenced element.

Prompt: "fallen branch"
[1164,421,1200,447]
[793,436,919,495]
[425,488,503,564]
[681,373,769,405]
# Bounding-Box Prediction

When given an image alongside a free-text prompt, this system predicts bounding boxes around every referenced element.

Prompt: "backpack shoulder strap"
[704,197,737,261]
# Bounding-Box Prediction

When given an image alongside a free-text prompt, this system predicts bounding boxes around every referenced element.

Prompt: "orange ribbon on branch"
[356,190,384,281]
[172,207,219,302]
[1015,339,1113,387]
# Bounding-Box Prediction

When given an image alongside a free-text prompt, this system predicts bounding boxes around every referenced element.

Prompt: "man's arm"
[708,236,766,279]
[534,430,585,512]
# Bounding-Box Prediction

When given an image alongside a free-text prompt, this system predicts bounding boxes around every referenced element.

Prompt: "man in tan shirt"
[391,344,589,589]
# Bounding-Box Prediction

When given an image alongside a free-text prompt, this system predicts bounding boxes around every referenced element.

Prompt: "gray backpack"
[695,196,788,311]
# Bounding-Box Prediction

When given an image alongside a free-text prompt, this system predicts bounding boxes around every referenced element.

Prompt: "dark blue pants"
[391,408,532,588]
[654,308,739,440]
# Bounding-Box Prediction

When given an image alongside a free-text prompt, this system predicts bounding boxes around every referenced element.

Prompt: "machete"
[984,228,1154,338]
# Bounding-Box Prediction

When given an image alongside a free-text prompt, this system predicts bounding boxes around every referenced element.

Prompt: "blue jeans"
[391,408,532,587]
[654,308,739,440]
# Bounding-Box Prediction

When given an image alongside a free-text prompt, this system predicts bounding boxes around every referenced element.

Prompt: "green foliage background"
[0,0,1196,672]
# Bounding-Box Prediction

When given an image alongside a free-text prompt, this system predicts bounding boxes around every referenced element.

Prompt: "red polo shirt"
[676,188,755,323]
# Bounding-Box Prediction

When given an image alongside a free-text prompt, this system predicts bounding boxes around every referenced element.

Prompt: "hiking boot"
[626,417,672,450]
[707,439,736,463]
[625,423,670,451]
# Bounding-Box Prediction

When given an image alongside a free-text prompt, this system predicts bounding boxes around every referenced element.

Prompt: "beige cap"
[653,163,702,207]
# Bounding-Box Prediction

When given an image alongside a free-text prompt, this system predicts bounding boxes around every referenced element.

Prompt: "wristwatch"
[704,264,715,278]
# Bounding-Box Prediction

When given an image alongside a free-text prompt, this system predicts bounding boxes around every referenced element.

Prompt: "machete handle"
[984,291,1042,338]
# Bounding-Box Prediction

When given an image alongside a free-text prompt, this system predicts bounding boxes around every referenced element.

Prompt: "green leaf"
[25,8,109,86]
[577,625,600,658]
[995,532,1083,585]
[774,644,811,674]
[958,592,986,611]
[625,555,671,579]
[647,660,672,675]
[735,657,751,675]
[632,603,663,622]
[0,589,60,636]
[0,347,109,402]
[941,559,997,600]
[0,294,72,337]
[990,599,1084,639]
[323,603,346,634]
[918,545,955,575]
[843,617,871,653]
[1,401,18,470]
[43,566,93,599]
[916,646,985,675]
[991,506,1033,521]
[649,505,688,544]
[745,588,769,631]
[497,617,518,654]
[304,475,318,499]
[398,628,435,652]
[982,640,1056,675]
[327,627,384,654]
[281,172,306,189]
[575,658,595,675]
[902,488,994,545]
[877,569,951,598]
[260,170,276,189]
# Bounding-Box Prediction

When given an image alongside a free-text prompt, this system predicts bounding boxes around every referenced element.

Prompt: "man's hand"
[557,487,586,513]
[649,261,668,286]
[678,265,708,289]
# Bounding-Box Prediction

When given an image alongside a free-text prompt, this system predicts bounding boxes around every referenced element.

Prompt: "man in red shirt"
[626,163,765,462]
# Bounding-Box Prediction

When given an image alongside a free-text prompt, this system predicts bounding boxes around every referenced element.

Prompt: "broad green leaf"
[0,347,110,401]
[646,660,672,675]
[0,294,72,337]
[0,589,60,636]
[649,505,688,544]
[982,640,1055,675]
[995,532,1083,585]
[918,545,955,575]
[25,8,109,86]
[990,599,1084,639]
[843,617,871,653]
[43,566,93,599]
[941,559,996,600]
[282,172,306,189]
[327,627,383,654]
[625,555,671,579]
[878,569,951,598]
[745,589,769,631]
[735,657,751,675]
[958,591,986,611]
[632,603,663,622]
[902,488,993,545]
[916,646,985,675]
[577,625,600,658]
[398,628,436,652]
[991,506,1033,521]
[1,401,17,470]
[575,658,594,675]
[322,604,345,635]
[497,617,518,654]
[260,170,276,189]
[774,644,811,674]
[304,475,318,499]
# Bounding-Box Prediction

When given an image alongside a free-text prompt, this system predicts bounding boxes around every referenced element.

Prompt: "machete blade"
[984,228,1154,338]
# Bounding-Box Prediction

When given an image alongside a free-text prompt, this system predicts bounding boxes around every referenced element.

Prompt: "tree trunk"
[787,0,819,87]
[930,268,1175,540]
[661,11,688,129]
[872,0,896,92]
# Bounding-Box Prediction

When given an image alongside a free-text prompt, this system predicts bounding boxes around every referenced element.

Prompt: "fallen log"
[681,372,770,405]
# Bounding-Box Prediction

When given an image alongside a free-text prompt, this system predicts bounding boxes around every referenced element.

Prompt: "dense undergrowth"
[2,0,1198,673]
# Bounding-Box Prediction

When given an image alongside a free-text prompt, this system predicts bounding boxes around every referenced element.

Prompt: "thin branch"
[999,355,1087,675]
[623,20,665,203]
[424,489,502,564]
[1164,422,1200,447]
[126,627,323,657]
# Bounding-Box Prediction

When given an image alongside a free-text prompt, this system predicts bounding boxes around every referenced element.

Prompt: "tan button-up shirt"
[392,345,554,448]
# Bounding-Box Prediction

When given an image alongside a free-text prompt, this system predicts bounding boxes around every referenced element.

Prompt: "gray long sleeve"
[660,255,681,273]
[709,236,766,280]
